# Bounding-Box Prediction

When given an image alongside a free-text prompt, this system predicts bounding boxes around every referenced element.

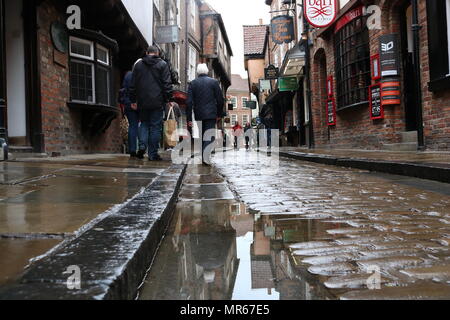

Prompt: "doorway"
[0,0,7,142]
[4,0,27,146]
[400,2,419,132]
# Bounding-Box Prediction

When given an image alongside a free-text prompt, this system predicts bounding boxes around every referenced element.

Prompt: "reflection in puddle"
[139,174,329,300]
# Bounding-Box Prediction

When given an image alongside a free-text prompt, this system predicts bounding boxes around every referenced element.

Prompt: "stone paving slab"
[280,149,450,184]
[0,163,187,300]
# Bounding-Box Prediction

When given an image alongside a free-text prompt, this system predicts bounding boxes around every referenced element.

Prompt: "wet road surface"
[139,150,450,300]
[0,156,169,286]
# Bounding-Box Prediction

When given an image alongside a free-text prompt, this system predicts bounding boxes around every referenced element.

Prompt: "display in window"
[327,75,333,97]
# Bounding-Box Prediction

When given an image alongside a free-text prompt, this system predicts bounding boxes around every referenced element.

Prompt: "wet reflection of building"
[252,213,334,300]
[141,200,239,300]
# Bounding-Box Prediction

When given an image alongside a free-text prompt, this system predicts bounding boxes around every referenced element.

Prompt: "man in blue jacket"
[130,46,174,161]
[187,64,224,165]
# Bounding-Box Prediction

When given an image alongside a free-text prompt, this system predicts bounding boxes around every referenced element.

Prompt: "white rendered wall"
[5,0,26,138]
[122,0,154,45]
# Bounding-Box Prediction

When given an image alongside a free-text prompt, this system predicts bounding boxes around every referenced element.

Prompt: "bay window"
[69,37,112,106]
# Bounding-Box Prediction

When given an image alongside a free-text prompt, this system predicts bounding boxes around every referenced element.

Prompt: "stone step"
[382,142,418,152]
[401,131,418,143]
[8,146,33,153]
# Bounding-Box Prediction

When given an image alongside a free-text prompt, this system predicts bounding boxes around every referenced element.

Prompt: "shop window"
[69,37,111,105]
[334,15,371,110]
[427,0,450,91]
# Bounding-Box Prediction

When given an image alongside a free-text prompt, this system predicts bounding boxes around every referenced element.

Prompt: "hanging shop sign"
[327,75,334,97]
[369,84,384,120]
[245,101,258,110]
[371,54,381,81]
[326,98,336,126]
[265,65,279,80]
[278,77,299,92]
[304,0,338,29]
[381,79,401,106]
[155,25,179,44]
[260,79,272,91]
[271,15,295,44]
[380,34,400,77]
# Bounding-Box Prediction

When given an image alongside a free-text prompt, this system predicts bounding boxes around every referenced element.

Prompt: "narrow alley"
[139,151,450,300]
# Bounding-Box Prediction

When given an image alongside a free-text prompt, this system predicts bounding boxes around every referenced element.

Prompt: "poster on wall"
[326,98,336,126]
[380,34,400,77]
[371,54,381,81]
[327,75,334,97]
[369,84,384,120]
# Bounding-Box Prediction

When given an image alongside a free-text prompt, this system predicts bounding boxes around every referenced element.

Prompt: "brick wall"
[309,0,450,150]
[38,1,122,156]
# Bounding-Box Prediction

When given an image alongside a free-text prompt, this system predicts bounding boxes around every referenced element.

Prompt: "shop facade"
[0,0,149,157]
[309,0,450,151]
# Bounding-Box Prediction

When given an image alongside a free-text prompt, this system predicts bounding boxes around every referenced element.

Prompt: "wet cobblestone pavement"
[0,155,170,286]
[140,150,450,300]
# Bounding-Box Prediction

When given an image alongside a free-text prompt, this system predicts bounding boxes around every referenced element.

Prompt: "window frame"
[69,36,113,106]
[334,15,371,110]
[427,0,450,91]
[241,97,249,108]
[242,115,249,125]
[230,96,237,109]
[231,114,238,126]
[188,44,197,82]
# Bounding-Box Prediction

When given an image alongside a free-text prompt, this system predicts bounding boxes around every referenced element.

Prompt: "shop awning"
[280,42,306,77]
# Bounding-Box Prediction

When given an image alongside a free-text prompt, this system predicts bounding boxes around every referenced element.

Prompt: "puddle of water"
[139,166,333,300]
[0,238,62,286]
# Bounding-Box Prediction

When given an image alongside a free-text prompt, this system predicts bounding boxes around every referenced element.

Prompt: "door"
[0,0,7,142]
[401,2,419,131]
[5,0,27,145]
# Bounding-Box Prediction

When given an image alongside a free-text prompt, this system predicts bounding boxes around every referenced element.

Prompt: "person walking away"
[260,104,274,149]
[130,46,174,161]
[244,122,252,150]
[119,71,139,158]
[232,121,243,150]
[187,64,224,165]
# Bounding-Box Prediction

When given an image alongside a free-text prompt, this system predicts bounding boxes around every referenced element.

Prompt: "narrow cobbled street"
[139,151,450,300]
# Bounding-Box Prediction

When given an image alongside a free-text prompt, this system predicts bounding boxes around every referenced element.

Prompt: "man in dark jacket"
[187,64,224,165]
[130,46,174,161]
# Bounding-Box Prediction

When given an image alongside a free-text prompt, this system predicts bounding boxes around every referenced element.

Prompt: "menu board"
[327,98,336,126]
[369,84,384,120]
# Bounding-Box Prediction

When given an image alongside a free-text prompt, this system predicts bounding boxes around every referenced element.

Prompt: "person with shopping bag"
[164,102,182,150]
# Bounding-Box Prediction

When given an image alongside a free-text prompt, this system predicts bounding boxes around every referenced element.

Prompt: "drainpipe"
[0,0,7,160]
[303,10,314,149]
[411,0,425,150]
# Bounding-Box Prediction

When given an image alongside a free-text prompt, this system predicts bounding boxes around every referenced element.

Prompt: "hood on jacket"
[142,55,161,66]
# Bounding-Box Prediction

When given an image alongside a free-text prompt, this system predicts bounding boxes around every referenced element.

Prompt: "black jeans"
[202,119,216,164]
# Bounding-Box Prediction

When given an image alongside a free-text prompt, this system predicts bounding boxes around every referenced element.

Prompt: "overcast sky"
[205,0,271,79]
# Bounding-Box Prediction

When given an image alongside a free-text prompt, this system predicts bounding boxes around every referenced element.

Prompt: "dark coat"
[130,55,173,121]
[119,71,133,109]
[187,75,225,122]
